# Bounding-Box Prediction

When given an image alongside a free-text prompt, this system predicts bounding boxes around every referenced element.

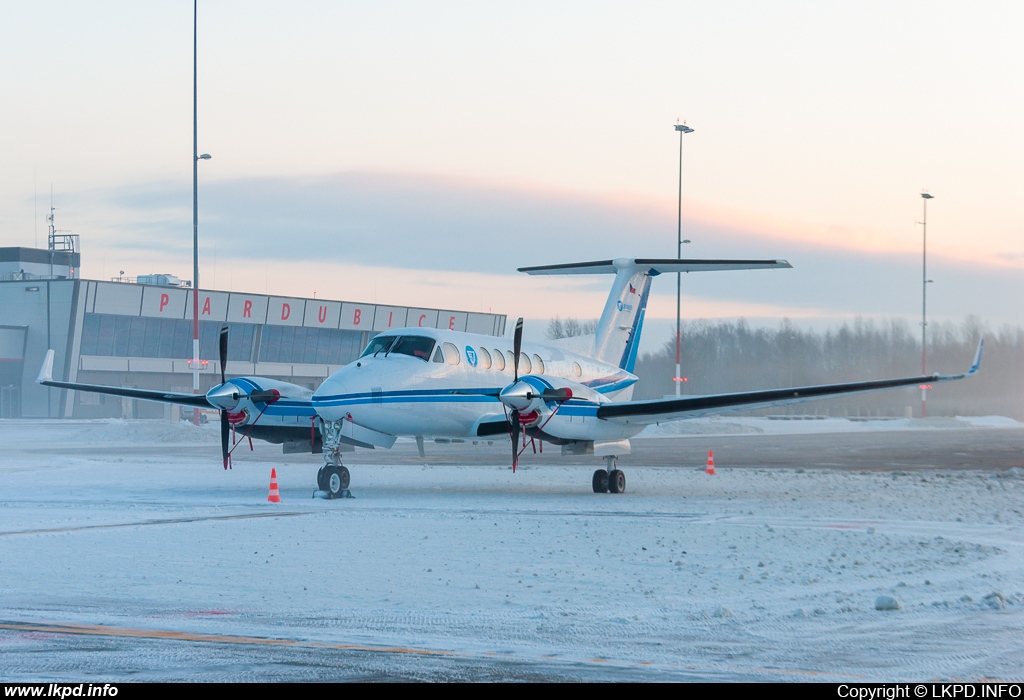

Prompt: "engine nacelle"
[207,377,311,409]
[515,375,635,443]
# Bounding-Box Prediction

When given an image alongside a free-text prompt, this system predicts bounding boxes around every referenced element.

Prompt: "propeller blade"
[510,409,521,471]
[218,325,229,385]
[513,317,523,382]
[220,410,230,469]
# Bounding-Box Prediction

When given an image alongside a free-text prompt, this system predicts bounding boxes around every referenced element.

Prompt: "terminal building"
[0,245,506,419]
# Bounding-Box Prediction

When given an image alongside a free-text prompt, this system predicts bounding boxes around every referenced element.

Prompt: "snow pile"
[639,417,765,436]
[640,414,1024,438]
[81,419,221,444]
[0,418,220,446]
[957,416,1024,428]
[875,595,901,611]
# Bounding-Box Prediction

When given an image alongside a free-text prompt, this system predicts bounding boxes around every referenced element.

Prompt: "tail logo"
[616,300,634,312]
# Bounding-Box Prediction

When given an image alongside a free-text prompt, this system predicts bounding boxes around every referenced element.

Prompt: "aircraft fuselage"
[310,326,640,442]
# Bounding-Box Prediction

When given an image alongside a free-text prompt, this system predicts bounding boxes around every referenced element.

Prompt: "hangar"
[0,245,506,419]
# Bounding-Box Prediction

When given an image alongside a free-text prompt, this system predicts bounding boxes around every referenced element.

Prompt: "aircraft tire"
[608,469,625,494]
[592,469,609,493]
[316,466,328,491]
[326,466,351,497]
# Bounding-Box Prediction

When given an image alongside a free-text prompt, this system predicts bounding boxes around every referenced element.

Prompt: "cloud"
[62,171,1024,327]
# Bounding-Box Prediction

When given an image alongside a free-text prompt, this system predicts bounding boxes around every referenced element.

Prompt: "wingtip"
[968,338,984,375]
[36,349,55,384]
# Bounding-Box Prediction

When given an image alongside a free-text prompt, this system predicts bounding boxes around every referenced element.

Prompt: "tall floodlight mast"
[673,121,694,397]
[919,191,934,418]
[191,1,212,424]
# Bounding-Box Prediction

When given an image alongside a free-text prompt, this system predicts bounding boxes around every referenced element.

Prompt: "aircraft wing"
[36,350,212,408]
[598,340,983,426]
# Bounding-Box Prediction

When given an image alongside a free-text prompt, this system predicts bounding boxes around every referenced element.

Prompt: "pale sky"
[2,1,1021,347]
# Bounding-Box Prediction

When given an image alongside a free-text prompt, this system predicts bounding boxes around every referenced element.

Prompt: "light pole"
[191,0,212,424]
[919,191,934,418]
[674,121,694,397]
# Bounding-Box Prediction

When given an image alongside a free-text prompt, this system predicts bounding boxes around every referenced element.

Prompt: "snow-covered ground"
[0,419,1022,681]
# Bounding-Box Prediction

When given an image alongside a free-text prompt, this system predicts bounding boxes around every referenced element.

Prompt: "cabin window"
[432,347,444,363]
[443,342,461,365]
[492,349,506,370]
[532,354,545,374]
[360,334,396,358]
[519,353,532,374]
[573,361,582,377]
[388,335,435,361]
[477,347,492,369]
[505,350,516,369]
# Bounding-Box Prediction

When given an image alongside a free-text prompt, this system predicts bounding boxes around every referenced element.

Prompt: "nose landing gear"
[317,464,351,498]
[317,418,353,499]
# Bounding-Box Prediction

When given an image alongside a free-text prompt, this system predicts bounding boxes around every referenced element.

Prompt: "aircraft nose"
[314,375,352,401]
[313,373,357,420]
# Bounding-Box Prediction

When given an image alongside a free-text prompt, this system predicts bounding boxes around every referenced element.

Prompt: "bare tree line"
[546,317,598,339]
[631,317,1024,419]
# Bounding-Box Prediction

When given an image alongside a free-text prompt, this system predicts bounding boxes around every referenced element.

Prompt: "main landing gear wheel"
[608,469,626,494]
[316,466,328,491]
[592,469,609,493]
[325,465,350,498]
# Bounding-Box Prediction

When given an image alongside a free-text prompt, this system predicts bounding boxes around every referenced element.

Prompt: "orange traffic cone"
[705,450,716,475]
[268,468,281,503]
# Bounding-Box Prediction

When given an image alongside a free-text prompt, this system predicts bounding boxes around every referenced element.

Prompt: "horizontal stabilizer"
[519,258,792,275]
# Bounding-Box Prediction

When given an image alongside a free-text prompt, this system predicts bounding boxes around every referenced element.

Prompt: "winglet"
[967,338,984,375]
[36,349,55,384]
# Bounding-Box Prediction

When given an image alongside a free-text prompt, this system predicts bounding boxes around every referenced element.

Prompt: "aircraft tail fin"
[519,257,791,369]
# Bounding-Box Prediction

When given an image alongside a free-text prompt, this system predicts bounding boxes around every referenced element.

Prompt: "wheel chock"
[312,489,354,500]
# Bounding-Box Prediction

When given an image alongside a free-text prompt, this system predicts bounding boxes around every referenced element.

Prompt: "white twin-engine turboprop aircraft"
[38,257,983,497]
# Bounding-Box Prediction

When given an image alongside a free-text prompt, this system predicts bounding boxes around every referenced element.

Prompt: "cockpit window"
[360,335,397,358]
[389,335,436,361]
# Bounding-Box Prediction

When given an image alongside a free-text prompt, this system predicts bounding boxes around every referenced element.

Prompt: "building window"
[80,314,100,355]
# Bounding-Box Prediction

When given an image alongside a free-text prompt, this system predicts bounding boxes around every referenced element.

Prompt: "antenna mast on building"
[45,189,80,279]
